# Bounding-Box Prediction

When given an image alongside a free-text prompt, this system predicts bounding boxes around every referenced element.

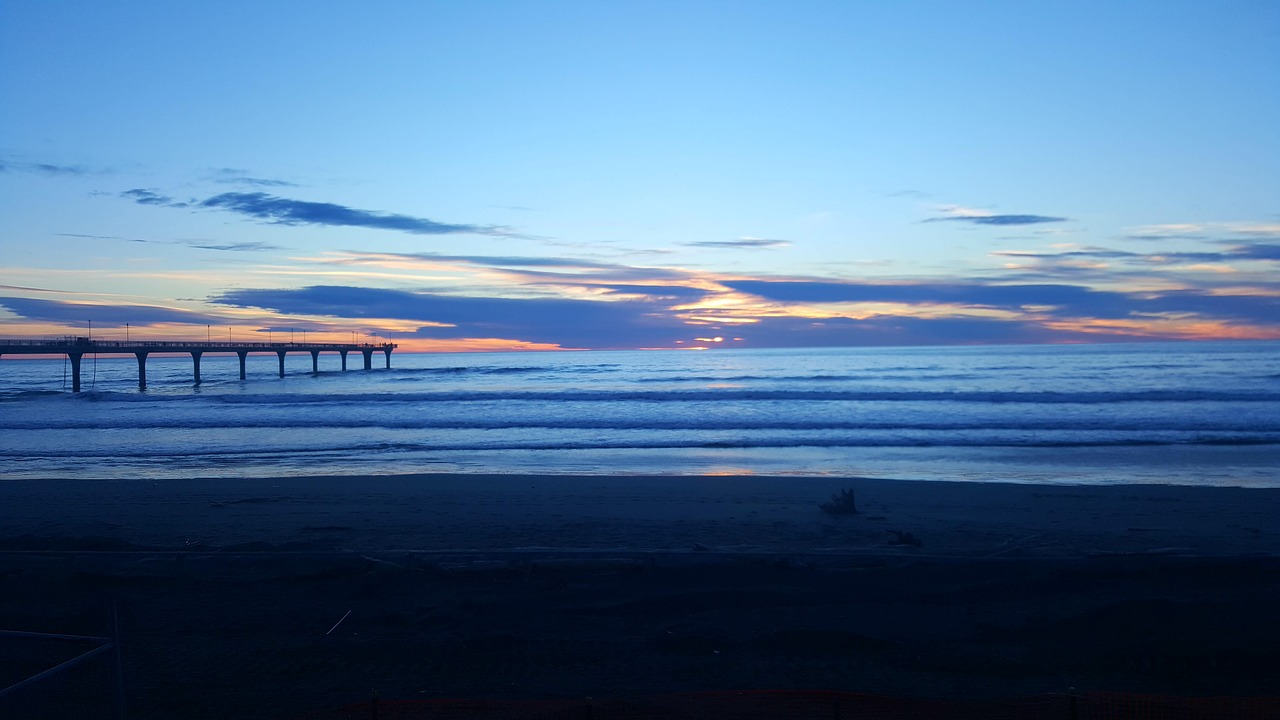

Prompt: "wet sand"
[2,474,1278,718]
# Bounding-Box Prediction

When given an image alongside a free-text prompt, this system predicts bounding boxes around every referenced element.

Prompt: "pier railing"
[0,337,393,350]
[0,337,397,392]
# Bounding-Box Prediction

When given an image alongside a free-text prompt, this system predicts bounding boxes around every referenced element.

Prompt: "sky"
[2,1,1278,352]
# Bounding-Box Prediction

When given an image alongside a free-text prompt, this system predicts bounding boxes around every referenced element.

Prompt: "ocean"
[1,341,1278,486]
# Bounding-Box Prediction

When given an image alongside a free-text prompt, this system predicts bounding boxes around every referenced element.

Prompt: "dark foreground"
[2,550,1277,719]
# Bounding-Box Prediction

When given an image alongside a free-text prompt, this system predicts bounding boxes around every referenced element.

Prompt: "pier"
[0,337,397,392]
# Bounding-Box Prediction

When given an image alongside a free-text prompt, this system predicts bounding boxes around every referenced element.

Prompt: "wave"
[634,373,981,383]
[407,365,548,375]
[0,389,68,401]
[8,417,1280,433]
[5,435,1276,459]
[201,388,1280,405]
[11,387,1279,407]
[391,363,621,376]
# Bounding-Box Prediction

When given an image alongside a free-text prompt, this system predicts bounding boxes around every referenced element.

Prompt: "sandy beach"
[2,474,1279,718]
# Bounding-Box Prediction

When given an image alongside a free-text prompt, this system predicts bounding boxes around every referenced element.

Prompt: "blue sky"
[2,1,1277,350]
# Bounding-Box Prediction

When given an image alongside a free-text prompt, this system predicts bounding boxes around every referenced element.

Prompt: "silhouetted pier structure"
[0,337,396,392]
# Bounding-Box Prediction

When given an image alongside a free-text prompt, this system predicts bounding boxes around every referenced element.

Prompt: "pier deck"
[0,338,396,391]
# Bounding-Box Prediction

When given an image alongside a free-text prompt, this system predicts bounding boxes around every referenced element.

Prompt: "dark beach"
[2,474,1278,718]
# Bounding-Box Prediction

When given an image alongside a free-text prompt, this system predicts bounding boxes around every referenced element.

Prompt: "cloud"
[209,168,299,187]
[199,192,514,237]
[323,250,693,286]
[924,205,1070,226]
[1125,224,1211,241]
[186,240,284,252]
[723,278,1280,324]
[684,238,791,249]
[1233,243,1280,260]
[927,214,1069,226]
[1125,222,1280,242]
[211,285,693,349]
[0,284,71,294]
[214,176,298,188]
[602,284,711,300]
[1231,224,1280,239]
[120,189,518,238]
[993,242,1280,266]
[121,188,186,207]
[725,314,1104,347]
[206,278,1280,353]
[0,296,225,327]
[726,278,1115,311]
[57,231,281,252]
[0,158,89,176]
[58,232,146,243]
[365,251,626,270]
[1134,290,1280,322]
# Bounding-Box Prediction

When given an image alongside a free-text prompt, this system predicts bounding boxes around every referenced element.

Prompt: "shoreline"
[6,441,1278,487]
[3,473,1277,557]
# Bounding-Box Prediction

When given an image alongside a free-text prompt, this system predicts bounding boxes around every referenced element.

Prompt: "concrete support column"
[136,352,148,390]
[277,351,287,377]
[384,349,392,369]
[69,353,83,393]
[237,351,248,380]
[310,350,320,374]
[191,351,203,385]
[340,350,348,370]
[362,350,373,370]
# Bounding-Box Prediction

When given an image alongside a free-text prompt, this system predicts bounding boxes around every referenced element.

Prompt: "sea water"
[1,341,1277,485]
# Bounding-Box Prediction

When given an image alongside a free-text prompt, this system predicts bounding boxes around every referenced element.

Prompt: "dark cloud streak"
[210,168,299,187]
[0,159,89,176]
[199,192,513,237]
[57,229,282,252]
[122,187,525,239]
[927,214,1068,226]
[187,241,284,252]
[121,188,187,207]
[685,238,790,249]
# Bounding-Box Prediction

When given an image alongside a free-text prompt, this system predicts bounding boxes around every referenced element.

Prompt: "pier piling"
[135,352,148,390]
[69,352,83,393]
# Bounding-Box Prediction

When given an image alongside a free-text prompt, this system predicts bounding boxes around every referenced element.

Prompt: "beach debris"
[987,534,1044,557]
[209,497,277,508]
[361,555,406,572]
[820,488,859,516]
[887,530,922,548]
[326,609,352,636]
